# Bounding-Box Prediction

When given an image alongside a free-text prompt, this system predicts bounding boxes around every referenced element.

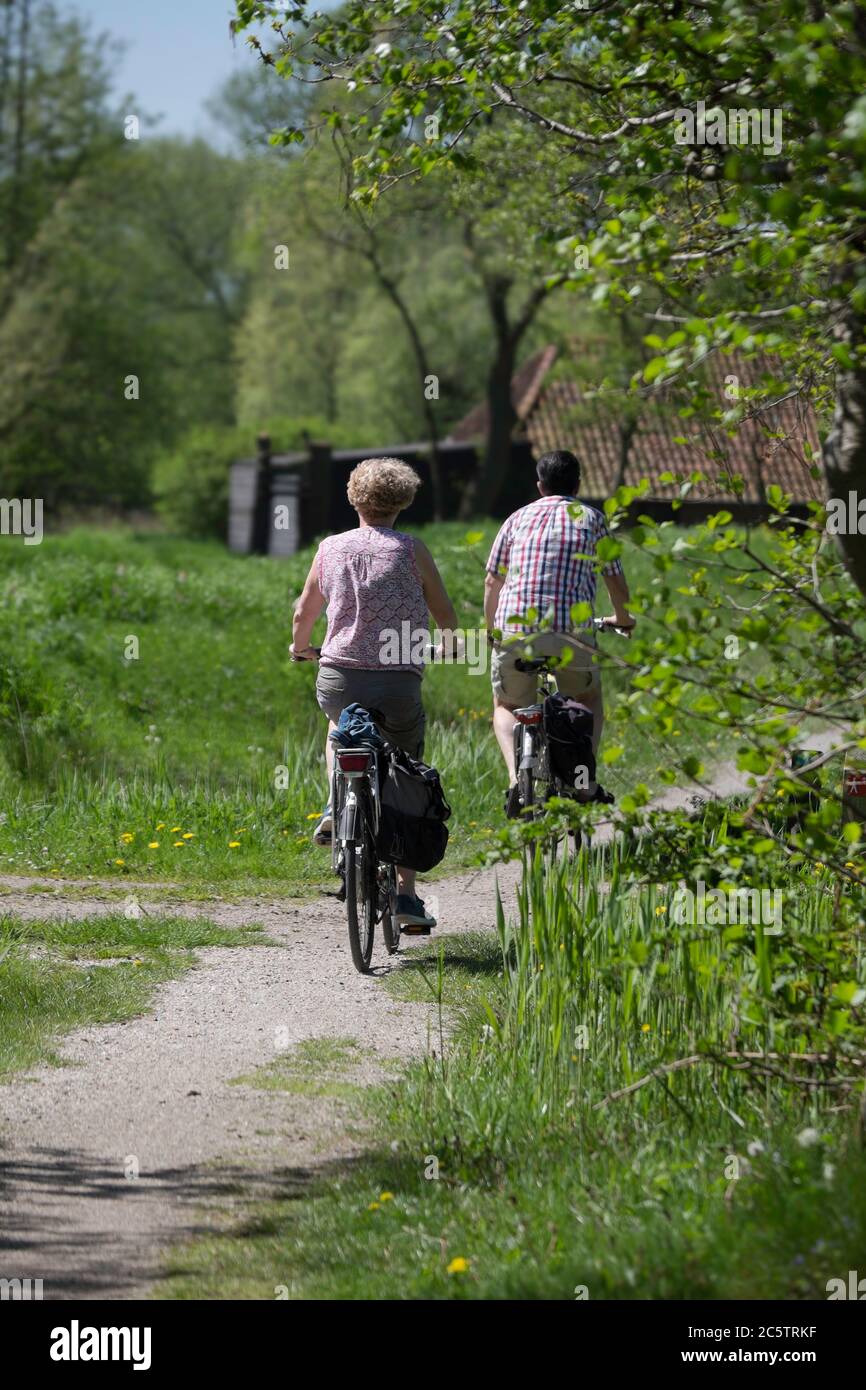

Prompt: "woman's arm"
[414,539,459,631]
[290,552,325,658]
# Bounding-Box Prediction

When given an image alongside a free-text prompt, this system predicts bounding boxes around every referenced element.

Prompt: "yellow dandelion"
[173,840,185,848]
[641,1023,651,1032]
[655,905,666,916]
[120,832,134,844]
[114,858,125,866]
[182,832,195,840]
[148,841,160,849]
[367,1201,380,1212]
[228,841,241,848]
[447,1257,469,1275]
[156,822,165,831]
[306,813,320,821]
[469,821,477,827]
[379,1191,394,1202]
[171,826,182,833]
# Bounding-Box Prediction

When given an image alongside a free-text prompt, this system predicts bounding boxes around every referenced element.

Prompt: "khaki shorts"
[491,631,599,708]
[316,664,425,757]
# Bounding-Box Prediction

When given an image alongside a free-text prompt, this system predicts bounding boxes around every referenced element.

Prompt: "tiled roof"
[449,344,823,503]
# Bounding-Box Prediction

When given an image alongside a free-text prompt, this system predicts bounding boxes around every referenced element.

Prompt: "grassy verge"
[157,832,866,1301]
[0,523,757,887]
[0,912,267,1079]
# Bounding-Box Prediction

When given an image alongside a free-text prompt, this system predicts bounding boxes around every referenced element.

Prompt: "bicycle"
[330,740,400,973]
[511,617,632,853]
[289,645,400,974]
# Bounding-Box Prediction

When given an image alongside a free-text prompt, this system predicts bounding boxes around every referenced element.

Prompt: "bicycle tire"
[344,797,376,973]
[380,863,400,955]
[518,764,537,863]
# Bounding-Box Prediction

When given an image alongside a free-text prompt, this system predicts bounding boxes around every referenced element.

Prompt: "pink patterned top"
[317,527,429,671]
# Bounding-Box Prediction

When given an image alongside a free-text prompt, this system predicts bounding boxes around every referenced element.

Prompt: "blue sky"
[68,0,263,142]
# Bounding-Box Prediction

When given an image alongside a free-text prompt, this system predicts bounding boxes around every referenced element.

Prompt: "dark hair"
[536,449,580,496]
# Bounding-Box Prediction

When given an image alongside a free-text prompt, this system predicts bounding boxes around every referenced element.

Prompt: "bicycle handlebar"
[593,617,634,637]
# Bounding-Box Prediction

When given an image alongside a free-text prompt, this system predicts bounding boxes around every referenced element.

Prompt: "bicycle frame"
[330,744,382,872]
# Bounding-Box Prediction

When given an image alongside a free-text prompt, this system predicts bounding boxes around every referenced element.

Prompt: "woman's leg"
[396,867,416,897]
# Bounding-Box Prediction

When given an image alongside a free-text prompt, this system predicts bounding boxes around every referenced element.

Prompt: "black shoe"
[396,894,436,934]
[504,783,522,819]
[575,782,615,806]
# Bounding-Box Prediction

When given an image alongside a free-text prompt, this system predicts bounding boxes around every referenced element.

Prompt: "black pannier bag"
[375,745,451,871]
[543,693,596,795]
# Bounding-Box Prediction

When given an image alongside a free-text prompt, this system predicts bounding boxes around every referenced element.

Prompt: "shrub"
[152,416,364,540]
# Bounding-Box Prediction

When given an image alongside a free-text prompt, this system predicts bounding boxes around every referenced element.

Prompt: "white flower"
[747,1139,765,1157]
[374,43,391,58]
[796,1127,821,1148]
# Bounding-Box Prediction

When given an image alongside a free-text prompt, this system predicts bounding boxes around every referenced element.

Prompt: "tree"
[232,0,866,593]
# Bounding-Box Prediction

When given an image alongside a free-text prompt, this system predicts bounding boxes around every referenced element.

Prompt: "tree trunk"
[822,306,866,599]
[459,339,517,520]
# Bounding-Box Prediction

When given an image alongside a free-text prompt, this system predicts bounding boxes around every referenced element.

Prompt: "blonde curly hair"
[347,457,421,521]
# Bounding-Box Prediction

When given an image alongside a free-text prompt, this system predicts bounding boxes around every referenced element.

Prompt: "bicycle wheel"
[380,863,400,955]
[344,800,376,973]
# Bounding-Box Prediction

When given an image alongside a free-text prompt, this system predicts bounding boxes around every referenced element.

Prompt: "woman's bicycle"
[290,645,400,973]
[330,740,401,972]
[511,617,632,855]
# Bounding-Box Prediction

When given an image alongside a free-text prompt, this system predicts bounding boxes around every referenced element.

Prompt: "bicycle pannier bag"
[376,745,451,872]
[543,694,596,794]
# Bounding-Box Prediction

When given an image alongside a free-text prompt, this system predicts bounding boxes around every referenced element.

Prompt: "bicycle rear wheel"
[380,863,400,955]
[344,799,376,973]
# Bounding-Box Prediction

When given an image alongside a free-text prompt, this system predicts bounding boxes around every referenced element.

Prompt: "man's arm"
[291,552,325,657]
[484,571,504,631]
[602,570,634,628]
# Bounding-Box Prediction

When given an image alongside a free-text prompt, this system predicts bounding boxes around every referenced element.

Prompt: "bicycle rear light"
[514,710,543,725]
[337,750,373,773]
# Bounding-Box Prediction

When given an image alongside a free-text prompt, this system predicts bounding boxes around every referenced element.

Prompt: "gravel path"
[0,735,844,1300]
[0,860,521,1300]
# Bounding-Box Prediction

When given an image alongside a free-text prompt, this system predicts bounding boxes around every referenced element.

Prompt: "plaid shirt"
[486,495,623,635]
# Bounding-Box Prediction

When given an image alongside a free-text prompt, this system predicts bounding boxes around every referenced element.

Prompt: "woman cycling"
[290,457,459,932]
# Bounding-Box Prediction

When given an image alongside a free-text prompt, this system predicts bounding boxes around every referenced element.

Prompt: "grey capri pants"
[315,664,426,758]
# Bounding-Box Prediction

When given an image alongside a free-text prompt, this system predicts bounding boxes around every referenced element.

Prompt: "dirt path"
[0,735,844,1300]
[0,861,521,1300]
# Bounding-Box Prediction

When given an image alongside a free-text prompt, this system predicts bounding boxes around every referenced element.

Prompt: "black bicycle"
[330,741,400,972]
[511,617,632,852]
[290,644,399,973]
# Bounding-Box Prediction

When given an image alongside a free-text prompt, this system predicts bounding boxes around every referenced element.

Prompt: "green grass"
[0,522,753,888]
[158,826,866,1301]
[231,1036,371,1099]
[0,912,267,1078]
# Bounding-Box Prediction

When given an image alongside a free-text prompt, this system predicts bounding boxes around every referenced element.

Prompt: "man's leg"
[490,643,535,795]
[580,682,604,756]
[493,698,519,782]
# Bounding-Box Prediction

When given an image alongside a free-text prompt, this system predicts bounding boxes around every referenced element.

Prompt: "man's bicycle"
[511,617,632,851]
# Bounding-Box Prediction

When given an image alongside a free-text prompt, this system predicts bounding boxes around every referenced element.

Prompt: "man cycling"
[483,449,633,816]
